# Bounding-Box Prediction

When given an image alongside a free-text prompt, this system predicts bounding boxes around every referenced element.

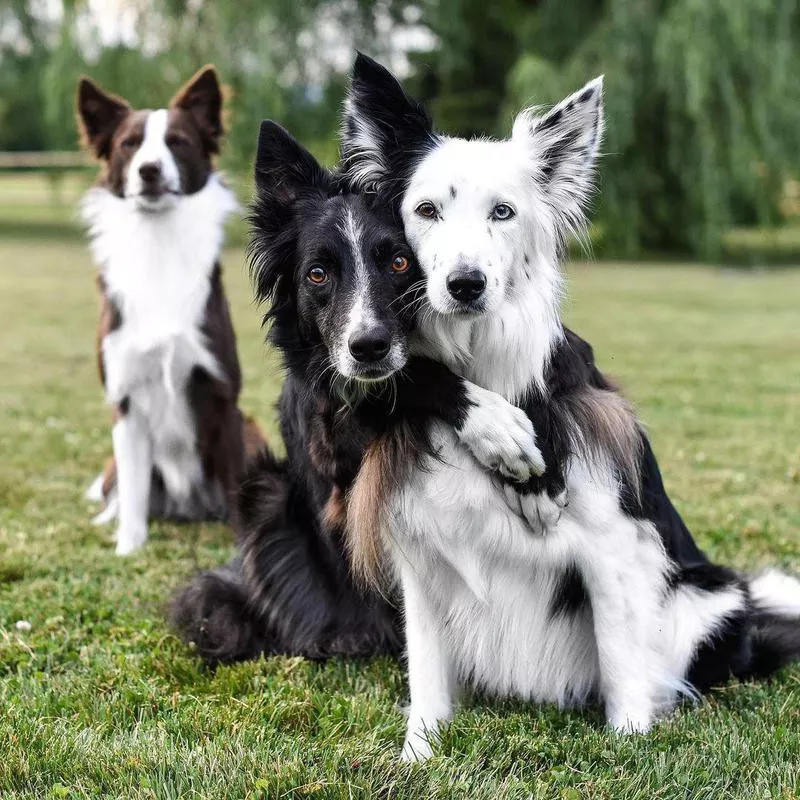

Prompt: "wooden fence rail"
[0,151,92,170]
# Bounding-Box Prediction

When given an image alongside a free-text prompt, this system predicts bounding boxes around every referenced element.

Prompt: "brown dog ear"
[170,65,224,153]
[76,77,130,159]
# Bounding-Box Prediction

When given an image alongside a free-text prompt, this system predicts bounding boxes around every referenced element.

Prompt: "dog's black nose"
[446,270,487,303]
[138,162,161,183]
[349,326,392,363]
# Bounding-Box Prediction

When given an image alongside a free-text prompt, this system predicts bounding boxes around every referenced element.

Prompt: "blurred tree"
[506,0,800,258]
[408,0,532,137]
[2,0,798,258]
[0,0,411,169]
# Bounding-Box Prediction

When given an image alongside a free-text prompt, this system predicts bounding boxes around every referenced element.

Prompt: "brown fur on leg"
[345,420,429,589]
[242,416,267,463]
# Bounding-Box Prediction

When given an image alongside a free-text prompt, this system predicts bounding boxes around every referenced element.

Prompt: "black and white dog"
[170,121,544,663]
[341,54,800,760]
[78,67,262,554]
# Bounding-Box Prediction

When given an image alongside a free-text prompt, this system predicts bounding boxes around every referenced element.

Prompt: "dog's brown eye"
[121,136,140,150]
[391,256,410,274]
[307,266,328,285]
[166,134,189,149]
[415,202,438,220]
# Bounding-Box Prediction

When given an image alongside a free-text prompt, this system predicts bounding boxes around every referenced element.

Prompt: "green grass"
[1,238,799,799]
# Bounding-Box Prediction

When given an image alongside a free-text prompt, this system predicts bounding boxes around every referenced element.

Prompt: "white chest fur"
[391,426,662,704]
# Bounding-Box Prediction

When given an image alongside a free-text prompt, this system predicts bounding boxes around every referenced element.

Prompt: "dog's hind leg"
[112,413,152,555]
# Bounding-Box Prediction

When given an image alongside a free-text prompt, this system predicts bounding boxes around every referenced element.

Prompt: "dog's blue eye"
[491,203,515,221]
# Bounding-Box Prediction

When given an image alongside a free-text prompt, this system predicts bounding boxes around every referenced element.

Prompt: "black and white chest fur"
[78,67,245,554]
[342,54,800,761]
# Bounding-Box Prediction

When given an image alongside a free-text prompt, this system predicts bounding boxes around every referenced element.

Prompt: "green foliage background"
[2,0,800,258]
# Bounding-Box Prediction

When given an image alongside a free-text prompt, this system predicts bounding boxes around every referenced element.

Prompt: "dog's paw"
[91,505,117,526]
[115,525,147,556]
[606,702,655,735]
[457,385,545,481]
[503,485,568,534]
[85,473,105,503]
[400,729,436,763]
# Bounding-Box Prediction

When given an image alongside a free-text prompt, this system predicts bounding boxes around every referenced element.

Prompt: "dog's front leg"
[112,412,152,555]
[577,542,660,733]
[399,560,455,762]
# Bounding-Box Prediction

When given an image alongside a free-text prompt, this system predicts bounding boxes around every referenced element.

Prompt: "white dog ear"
[513,76,604,230]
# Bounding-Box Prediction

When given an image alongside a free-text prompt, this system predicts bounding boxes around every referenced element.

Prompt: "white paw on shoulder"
[503,485,568,534]
[457,384,545,481]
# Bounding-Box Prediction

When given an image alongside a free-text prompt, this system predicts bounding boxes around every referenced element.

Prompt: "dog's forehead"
[406,137,530,199]
[166,106,204,142]
[114,110,149,143]
[112,107,202,146]
[314,195,390,241]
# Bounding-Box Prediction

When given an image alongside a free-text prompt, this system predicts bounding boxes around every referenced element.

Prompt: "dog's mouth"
[133,188,181,209]
[449,299,488,316]
[430,296,489,318]
[348,361,402,384]
[334,345,407,386]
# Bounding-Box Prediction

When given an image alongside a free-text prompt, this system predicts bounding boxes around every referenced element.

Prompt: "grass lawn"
[1,236,798,799]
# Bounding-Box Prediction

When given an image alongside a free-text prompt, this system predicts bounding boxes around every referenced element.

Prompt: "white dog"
[341,54,800,761]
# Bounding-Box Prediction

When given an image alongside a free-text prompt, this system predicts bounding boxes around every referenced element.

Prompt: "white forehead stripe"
[339,208,367,279]
[339,207,377,338]
[139,109,169,158]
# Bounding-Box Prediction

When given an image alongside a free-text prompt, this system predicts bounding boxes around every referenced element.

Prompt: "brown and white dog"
[77,66,261,555]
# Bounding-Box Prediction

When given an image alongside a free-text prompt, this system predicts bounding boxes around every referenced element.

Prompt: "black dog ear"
[249,121,330,311]
[340,52,436,197]
[254,120,327,204]
[76,77,130,159]
[170,65,224,154]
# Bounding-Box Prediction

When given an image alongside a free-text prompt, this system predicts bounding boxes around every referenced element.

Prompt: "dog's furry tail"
[746,570,800,677]
[170,557,272,667]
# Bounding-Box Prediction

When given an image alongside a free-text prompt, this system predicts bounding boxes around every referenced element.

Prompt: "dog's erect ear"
[249,121,329,308]
[254,120,327,205]
[76,77,130,159]
[170,65,224,153]
[513,76,604,231]
[340,52,436,195]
